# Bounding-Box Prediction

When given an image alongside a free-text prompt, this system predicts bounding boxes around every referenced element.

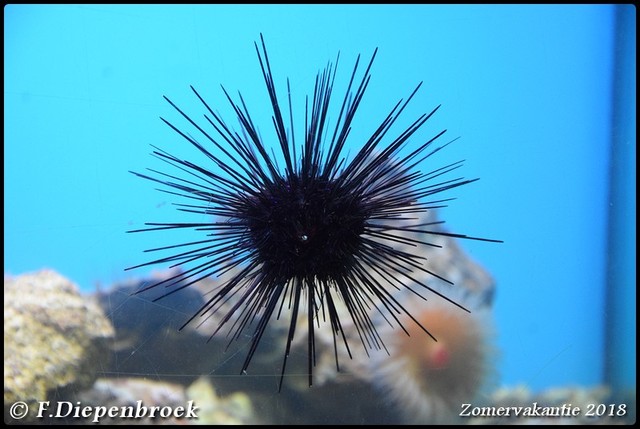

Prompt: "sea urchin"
[369,288,493,423]
[127,34,500,390]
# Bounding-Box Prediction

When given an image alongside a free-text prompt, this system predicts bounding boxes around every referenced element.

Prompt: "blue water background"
[4,5,635,393]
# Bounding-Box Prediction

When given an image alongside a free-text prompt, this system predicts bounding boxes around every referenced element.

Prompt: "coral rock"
[4,270,114,422]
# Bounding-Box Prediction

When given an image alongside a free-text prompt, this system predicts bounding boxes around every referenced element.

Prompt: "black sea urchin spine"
[127,34,501,390]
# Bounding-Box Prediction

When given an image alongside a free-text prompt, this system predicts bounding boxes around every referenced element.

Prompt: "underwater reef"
[4,215,635,424]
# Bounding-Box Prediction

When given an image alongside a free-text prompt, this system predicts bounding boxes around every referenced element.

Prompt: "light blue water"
[4,4,634,395]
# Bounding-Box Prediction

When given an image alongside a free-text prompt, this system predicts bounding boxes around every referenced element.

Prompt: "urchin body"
[128,34,500,390]
[246,176,366,280]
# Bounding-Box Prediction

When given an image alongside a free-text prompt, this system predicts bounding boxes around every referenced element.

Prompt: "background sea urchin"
[368,285,494,423]
[127,34,501,390]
